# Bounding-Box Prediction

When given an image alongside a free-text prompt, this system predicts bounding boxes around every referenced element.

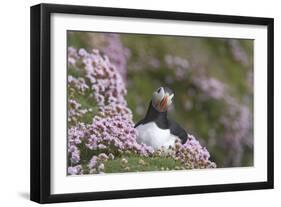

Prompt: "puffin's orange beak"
[159,95,168,112]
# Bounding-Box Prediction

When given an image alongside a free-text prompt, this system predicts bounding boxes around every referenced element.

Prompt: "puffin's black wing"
[168,120,187,144]
[134,119,144,128]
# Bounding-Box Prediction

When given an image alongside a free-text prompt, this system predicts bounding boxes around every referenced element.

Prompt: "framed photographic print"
[30,3,274,203]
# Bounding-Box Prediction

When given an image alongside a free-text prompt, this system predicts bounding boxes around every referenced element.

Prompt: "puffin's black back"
[168,120,187,144]
[135,101,187,144]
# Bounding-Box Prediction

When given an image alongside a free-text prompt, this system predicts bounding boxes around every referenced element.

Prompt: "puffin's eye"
[157,88,162,93]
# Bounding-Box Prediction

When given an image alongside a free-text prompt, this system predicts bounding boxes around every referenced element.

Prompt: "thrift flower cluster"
[219,96,253,166]
[192,74,226,100]
[101,33,130,81]
[228,39,250,67]
[156,135,216,169]
[67,47,216,174]
[192,71,253,166]
[176,134,216,169]
[165,54,190,81]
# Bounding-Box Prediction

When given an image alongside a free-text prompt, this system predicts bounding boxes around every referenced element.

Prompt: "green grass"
[82,156,184,174]
[107,156,183,173]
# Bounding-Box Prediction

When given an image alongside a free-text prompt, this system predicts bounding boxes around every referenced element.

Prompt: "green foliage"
[82,156,184,174]
[105,156,183,173]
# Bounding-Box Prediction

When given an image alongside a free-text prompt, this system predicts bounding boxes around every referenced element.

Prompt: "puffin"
[135,87,187,150]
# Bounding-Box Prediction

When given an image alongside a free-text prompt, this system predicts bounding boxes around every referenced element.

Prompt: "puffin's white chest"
[135,122,177,150]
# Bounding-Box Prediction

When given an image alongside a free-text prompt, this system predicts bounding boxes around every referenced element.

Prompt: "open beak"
[159,95,169,112]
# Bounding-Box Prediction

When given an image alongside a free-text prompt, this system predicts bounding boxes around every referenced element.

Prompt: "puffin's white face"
[152,87,174,112]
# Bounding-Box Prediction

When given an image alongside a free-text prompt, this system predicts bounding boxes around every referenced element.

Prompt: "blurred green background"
[68,31,253,168]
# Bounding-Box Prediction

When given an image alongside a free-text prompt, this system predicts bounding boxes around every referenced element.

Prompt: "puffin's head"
[152,87,174,112]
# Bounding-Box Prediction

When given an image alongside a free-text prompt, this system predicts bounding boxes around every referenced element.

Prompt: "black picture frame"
[30,3,274,204]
